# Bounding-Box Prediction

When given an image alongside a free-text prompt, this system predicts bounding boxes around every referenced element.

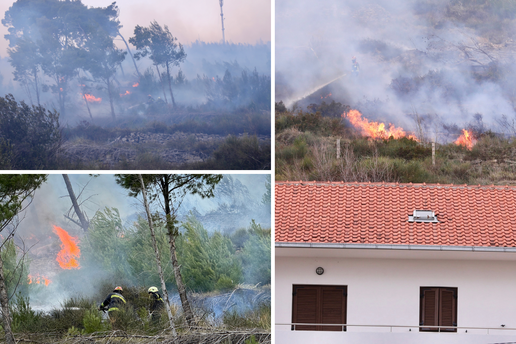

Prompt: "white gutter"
[275,242,516,252]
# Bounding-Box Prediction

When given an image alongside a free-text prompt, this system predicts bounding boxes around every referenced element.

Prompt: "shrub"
[0,94,61,169]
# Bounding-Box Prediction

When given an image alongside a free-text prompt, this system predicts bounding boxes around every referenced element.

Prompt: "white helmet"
[148,286,158,293]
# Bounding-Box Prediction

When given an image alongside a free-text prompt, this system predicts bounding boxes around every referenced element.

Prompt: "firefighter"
[148,286,165,324]
[351,56,360,76]
[99,286,126,327]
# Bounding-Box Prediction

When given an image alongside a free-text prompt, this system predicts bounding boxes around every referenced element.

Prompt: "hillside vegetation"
[276,102,516,185]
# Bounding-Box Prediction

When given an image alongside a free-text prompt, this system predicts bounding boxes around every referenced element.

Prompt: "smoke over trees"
[3,0,124,117]
[130,21,187,109]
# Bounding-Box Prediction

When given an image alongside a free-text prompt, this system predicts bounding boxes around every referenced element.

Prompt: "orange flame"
[132,82,139,87]
[120,90,130,96]
[455,129,475,150]
[343,109,418,140]
[28,274,51,286]
[321,93,332,99]
[53,225,80,269]
[83,94,101,103]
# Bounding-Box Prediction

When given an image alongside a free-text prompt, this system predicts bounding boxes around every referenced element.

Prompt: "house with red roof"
[275,181,516,344]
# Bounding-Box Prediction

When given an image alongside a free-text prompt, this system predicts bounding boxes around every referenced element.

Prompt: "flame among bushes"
[343,109,418,141]
[28,274,51,286]
[455,129,475,150]
[53,225,80,269]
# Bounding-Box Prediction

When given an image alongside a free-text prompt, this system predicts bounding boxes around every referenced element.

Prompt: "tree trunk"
[166,62,176,108]
[0,255,16,344]
[118,32,141,79]
[155,65,168,104]
[62,174,89,232]
[165,215,196,328]
[161,177,196,328]
[138,174,177,335]
[106,77,116,119]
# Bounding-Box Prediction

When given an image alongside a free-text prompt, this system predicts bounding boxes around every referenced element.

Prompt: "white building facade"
[276,245,516,344]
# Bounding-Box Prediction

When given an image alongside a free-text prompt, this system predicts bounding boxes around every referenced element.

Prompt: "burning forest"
[276,0,516,186]
[0,174,271,342]
[0,0,271,170]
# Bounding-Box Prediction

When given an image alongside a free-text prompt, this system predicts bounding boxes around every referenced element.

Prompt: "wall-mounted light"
[316,267,324,275]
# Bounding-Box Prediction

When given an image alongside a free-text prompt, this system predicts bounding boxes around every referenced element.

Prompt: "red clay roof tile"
[275,181,516,248]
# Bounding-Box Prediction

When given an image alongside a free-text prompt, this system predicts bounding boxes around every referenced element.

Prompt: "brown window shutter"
[292,285,347,332]
[320,286,347,331]
[292,286,318,331]
[420,288,439,332]
[439,288,457,332]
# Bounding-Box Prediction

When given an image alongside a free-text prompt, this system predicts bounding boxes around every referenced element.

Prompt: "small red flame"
[343,109,418,140]
[120,90,130,96]
[28,274,51,286]
[455,129,475,150]
[132,82,139,87]
[321,93,332,99]
[53,225,80,270]
[83,94,101,103]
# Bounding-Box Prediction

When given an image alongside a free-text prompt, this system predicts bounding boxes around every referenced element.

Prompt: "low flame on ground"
[53,225,80,269]
[120,90,131,96]
[83,94,101,103]
[321,93,332,99]
[455,129,475,150]
[132,82,139,87]
[343,109,418,140]
[28,274,51,286]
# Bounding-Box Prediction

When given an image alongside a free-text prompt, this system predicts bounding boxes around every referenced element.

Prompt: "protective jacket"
[101,292,126,312]
[149,292,164,312]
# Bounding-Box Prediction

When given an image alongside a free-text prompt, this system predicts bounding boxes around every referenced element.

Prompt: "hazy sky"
[0,0,271,58]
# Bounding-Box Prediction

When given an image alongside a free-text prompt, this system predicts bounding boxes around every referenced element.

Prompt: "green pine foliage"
[178,215,242,291]
[240,221,271,286]
[1,240,30,296]
[82,207,133,283]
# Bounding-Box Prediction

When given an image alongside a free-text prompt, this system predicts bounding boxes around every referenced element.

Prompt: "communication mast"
[219,0,225,44]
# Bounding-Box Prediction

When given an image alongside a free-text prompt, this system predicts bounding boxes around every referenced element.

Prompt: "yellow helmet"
[148,286,158,293]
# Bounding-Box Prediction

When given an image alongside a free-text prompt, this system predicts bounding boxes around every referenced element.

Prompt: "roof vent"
[408,209,438,223]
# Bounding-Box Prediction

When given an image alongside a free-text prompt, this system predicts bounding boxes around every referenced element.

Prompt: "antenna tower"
[219,0,225,44]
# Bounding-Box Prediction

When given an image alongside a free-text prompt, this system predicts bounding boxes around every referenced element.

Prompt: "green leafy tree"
[178,215,242,291]
[0,95,61,170]
[82,207,132,282]
[129,21,186,108]
[116,174,222,327]
[241,221,271,286]
[0,174,46,344]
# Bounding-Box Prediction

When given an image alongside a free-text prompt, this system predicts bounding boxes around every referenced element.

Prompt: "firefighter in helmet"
[351,56,360,76]
[99,286,126,327]
[148,286,165,324]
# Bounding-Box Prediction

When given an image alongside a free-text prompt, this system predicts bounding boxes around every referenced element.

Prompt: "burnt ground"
[60,132,270,169]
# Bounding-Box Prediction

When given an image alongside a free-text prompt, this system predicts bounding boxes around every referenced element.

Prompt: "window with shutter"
[292,285,347,331]
[420,287,457,332]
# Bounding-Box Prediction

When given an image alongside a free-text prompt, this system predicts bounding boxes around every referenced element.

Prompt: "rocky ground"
[60,132,271,168]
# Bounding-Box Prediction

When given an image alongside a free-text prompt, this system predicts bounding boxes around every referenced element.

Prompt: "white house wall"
[275,251,516,344]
